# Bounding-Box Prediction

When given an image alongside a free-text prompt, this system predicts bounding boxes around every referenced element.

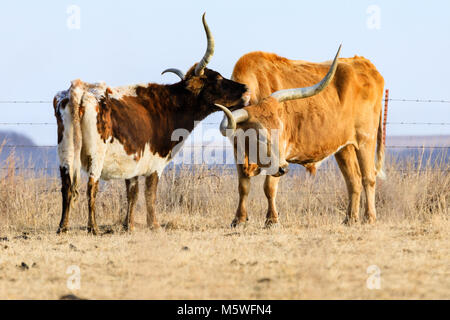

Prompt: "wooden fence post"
[383,89,389,145]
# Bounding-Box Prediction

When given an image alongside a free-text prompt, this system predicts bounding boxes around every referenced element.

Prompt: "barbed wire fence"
[0,90,449,173]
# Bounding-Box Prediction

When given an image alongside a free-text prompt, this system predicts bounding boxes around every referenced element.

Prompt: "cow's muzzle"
[272,166,289,178]
[229,89,251,111]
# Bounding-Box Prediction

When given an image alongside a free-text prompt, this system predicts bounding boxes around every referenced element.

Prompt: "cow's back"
[232,51,384,107]
[232,51,385,169]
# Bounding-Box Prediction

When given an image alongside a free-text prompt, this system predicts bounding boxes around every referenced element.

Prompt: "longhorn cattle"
[53,14,250,234]
[218,45,386,228]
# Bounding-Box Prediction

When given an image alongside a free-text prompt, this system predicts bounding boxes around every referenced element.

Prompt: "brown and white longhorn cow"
[53,14,249,234]
[218,45,386,228]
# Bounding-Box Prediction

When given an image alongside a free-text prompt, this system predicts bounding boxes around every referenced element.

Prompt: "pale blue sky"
[0,0,449,146]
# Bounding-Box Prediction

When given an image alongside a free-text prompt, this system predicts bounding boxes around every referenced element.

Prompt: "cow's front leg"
[57,166,74,234]
[123,177,139,232]
[232,164,251,227]
[145,172,160,230]
[87,177,100,235]
[264,175,280,228]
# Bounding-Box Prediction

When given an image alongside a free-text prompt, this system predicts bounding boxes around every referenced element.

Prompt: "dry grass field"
[0,149,449,299]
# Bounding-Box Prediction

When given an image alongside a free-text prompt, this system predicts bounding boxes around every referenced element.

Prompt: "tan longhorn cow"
[217,45,386,228]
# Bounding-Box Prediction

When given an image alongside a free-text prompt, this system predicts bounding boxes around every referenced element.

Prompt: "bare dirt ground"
[1,219,448,299]
[0,153,449,299]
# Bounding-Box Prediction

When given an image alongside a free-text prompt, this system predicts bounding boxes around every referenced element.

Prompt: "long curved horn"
[216,104,249,136]
[161,68,185,80]
[271,44,342,102]
[195,13,215,76]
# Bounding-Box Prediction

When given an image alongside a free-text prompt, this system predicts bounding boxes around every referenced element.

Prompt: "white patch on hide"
[107,84,143,100]
[80,92,107,180]
[101,142,169,180]
[57,98,75,178]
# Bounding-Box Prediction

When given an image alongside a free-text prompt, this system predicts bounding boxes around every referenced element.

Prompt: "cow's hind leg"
[123,177,139,232]
[355,142,378,224]
[80,93,107,235]
[335,145,362,225]
[145,172,160,230]
[87,177,100,235]
[57,166,74,234]
[232,164,252,227]
[85,156,104,236]
[264,175,280,228]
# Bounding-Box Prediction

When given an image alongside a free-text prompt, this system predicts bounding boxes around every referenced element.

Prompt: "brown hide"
[56,67,248,161]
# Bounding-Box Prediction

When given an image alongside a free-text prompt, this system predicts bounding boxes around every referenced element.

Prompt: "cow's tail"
[68,79,84,204]
[375,106,386,180]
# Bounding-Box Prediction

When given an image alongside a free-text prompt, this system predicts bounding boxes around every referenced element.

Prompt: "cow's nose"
[272,166,289,177]
[278,166,289,176]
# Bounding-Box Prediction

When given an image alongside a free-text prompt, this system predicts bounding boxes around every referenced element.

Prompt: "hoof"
[56,227,68,235]
[87,226,100,235]
[231,217,248,228]
[122,224,135,232]
[363,216,376,225]
[342,217,359,226]
[264,219,279,229]
[149,223,161,231]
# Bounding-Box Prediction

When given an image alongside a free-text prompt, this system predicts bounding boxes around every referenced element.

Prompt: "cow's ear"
[185,77,204,95]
